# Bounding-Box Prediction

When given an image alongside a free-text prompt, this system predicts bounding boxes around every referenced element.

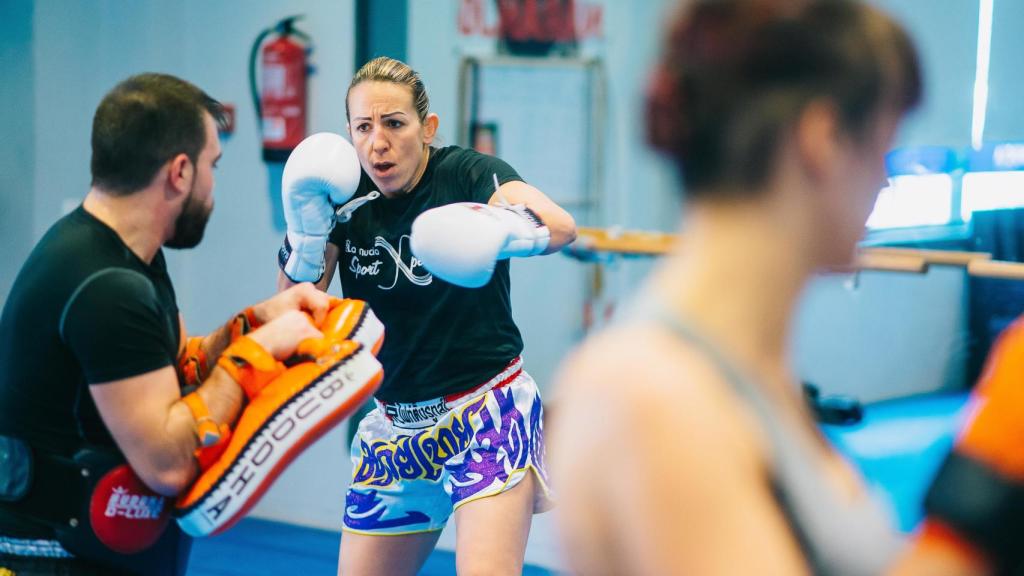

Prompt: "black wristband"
[276,235,325,284]
[924,450,1024,572]
[277,234,293,273]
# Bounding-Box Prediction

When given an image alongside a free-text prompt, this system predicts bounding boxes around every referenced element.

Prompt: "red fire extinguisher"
[250,16,312,163]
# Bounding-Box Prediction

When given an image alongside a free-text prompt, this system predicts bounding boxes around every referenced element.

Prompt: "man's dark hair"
[90,73,226,195]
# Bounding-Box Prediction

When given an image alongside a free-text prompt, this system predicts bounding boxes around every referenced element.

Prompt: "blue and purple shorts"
[342,357,553,535]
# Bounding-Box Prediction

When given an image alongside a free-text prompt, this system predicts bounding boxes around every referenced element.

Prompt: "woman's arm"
[489,181,577,253]
[278,242,340,294]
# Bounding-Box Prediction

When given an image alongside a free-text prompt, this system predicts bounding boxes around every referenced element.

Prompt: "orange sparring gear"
[915,520,990,572]
[174,299,384,537]
[955,321,1024,478]
[175,338,383,537]
[319,297,385,354]
[178,337,209,389]
[216,336,287,399]
[181,391,228,448]
[229,307,260,341]
[921,316,1024,573]
[178,308,259,389]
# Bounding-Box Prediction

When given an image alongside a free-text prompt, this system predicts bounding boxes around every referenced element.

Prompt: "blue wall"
[0,0,35,303]
[874,0,979,148]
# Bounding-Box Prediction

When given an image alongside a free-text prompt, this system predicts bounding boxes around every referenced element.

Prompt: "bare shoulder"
[549,324,786,573]
[552,323,744,428]
[548,322,765,473]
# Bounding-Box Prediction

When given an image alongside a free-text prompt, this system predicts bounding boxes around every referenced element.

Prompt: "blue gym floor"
[187,518,556,575]
[189,392,967,574]
[823,391,968,532]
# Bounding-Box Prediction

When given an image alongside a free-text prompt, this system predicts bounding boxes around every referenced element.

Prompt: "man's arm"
[488,180,577,253]
[194,283,333,369]
[90,310,322,496]
[89,366,231,496]
[87,283,331,496]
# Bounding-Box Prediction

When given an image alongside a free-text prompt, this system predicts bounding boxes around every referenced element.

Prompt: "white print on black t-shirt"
[346,235,432,290]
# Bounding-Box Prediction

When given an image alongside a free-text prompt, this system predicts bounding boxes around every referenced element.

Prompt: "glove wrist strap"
[216,336,286,399]
[229,307,260,341]
[181,391,227,448]
[278,234,327,284]
[178,337,209,389]
[498,205,550,258]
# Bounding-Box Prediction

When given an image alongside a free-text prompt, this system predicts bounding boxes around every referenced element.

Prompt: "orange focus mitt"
[175,299,385,538]
[922,316,1024,574]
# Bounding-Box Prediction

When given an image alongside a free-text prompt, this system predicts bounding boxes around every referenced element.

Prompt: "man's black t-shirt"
[0,206,180,536]
[328,146,524,403]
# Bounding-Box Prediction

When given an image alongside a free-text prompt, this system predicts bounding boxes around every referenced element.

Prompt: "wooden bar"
[967,259,1024,280]
[574,226,675,256]
[571,227,1024,278]
[865,247,990,267]
[851,252,928,274]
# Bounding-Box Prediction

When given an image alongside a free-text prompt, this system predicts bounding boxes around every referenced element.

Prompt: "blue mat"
[187,517,557,575]
[823,392,968,532]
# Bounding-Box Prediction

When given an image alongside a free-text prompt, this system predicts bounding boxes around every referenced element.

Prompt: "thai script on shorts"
[385,397,449,426]
[353,397,487,486]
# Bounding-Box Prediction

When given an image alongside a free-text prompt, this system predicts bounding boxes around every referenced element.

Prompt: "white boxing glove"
[278,133,362,283]
[410,202,550,288]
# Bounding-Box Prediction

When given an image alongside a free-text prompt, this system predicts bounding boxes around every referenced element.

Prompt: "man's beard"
[165,185,212,249]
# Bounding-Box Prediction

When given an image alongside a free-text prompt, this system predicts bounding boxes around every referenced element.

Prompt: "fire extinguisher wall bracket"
[250,16,312,164]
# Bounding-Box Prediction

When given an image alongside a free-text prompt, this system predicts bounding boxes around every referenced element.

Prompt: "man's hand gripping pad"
[175,300,384,537]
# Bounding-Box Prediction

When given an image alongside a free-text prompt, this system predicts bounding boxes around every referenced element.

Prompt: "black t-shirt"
[328,146,524,402]
[0,206,180,536]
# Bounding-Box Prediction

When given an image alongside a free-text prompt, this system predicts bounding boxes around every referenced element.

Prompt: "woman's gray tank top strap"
[622,294,903,576]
